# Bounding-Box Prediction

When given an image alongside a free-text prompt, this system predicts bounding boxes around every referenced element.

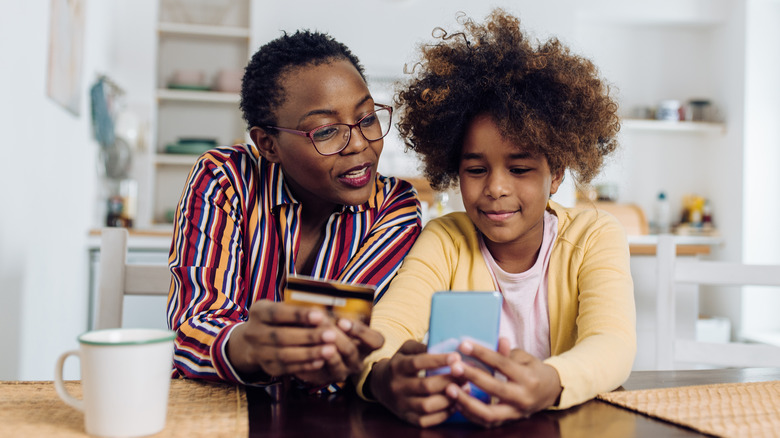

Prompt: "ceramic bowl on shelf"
[168,70,209,90]
[165,138,217,155]
[213,69,242,93]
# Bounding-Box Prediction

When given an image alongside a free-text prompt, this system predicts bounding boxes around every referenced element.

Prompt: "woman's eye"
[359,113,378,127]
[311,126,340,141]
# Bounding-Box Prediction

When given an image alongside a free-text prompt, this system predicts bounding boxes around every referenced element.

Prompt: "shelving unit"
[622,119,726,135]
[146,0,253,226]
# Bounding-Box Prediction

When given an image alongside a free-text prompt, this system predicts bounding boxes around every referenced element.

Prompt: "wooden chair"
[96,228,172,329]
[655,234,780,369]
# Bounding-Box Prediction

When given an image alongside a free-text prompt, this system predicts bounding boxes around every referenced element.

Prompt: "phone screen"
[426,291,502,417]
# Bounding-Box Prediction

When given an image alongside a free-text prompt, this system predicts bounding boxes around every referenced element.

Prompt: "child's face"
[458,114,563,257]
[256,60,382,209]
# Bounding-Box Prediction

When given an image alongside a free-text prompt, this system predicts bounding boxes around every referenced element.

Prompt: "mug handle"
[54,349,84,412]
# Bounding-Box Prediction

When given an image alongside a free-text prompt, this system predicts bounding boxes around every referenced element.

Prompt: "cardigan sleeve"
[544,210,636,409]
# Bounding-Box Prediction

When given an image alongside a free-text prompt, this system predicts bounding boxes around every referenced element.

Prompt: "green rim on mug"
[78,328,176,346]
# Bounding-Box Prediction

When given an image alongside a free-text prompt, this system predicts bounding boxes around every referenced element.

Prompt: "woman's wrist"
[225,322,272,382]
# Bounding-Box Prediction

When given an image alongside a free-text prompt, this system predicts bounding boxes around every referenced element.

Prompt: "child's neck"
[483,228,544,274]
[489,244,541,274]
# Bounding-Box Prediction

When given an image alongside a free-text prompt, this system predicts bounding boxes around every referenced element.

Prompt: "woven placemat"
[0,379,247,437]
[597,380,780,438]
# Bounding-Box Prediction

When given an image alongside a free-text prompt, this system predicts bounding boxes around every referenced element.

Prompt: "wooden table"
[246,368,780,437]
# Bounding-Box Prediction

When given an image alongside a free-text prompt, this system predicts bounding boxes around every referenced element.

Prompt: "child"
[167,30,421,389]
[357,9,635,427]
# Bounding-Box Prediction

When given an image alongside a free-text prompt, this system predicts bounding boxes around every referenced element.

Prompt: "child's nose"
[484,172,510,199]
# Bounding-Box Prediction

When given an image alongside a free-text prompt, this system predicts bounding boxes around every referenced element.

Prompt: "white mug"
[54,328,176,437]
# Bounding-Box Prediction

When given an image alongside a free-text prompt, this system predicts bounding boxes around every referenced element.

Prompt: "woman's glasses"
[264,104,393,156]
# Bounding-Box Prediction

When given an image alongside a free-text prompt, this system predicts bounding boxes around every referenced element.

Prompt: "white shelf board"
[742,330,780,347]
[154,153,200,166]
[622,119,726,135]
[158,22,250,39]
[157,89,240,104]
[627,234,723,246]
[576,0,730,27]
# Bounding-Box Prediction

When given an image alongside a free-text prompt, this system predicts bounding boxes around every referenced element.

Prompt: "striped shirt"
[167,144,421,384]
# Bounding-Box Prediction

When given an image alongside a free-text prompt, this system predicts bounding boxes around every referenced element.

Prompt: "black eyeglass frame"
[262,103,393,156]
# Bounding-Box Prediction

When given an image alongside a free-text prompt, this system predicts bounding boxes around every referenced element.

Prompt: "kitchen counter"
[87,228,722,255]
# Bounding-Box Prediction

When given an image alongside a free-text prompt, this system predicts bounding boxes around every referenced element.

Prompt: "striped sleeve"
[166,148,258,383]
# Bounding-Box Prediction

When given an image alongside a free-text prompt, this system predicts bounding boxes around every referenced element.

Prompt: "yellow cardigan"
[357,200,636,409]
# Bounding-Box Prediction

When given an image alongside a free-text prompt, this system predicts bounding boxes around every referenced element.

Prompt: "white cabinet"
[145,0,253,226]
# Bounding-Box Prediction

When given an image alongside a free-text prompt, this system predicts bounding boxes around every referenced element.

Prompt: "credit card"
[283,275,375,324]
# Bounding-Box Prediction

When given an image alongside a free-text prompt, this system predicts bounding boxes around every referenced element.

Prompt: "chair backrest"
[655,235,780,369]
[96,227,172,329]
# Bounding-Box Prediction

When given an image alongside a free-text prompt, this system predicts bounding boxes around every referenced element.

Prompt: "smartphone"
[426,291,502,417]
[283,275,376,324]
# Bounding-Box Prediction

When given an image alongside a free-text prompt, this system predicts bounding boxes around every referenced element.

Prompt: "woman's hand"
[226,300,383,386]
[446,338,563,428]
[294,317,384,384]
[369,340,462,428]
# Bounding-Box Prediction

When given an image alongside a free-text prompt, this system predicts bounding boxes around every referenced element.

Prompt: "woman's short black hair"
[396,9,620,190]
[240,30,366,130]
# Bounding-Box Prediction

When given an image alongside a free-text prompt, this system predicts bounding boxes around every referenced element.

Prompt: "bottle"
[702,199,713,230]
[654,192,671,234]
[427,192,453,221]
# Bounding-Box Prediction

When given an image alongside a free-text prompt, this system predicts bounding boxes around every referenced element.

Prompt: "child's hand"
[446,338,562,428]
[369,340,462,428]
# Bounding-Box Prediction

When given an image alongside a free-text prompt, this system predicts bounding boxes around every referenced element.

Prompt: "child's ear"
[549,170,565,196]
[250,127,281,163]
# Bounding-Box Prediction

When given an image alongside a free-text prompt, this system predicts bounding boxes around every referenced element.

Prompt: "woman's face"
[255,59,383,209]
[458,114,563,257]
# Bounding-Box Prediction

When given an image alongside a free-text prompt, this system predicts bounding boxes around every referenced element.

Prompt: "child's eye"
[511,168,531,175]
[464,167,486,175]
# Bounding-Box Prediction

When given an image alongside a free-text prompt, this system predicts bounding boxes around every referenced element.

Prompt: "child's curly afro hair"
[396,9,620,191]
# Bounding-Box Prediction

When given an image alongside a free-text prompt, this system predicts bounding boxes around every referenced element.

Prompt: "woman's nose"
[340,125,369,155]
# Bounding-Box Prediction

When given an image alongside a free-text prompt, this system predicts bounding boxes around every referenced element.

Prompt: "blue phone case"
[427,291,502,423]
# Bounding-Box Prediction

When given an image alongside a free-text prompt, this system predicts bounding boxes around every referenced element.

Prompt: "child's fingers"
[399,400,455,429]
[398,373,459,397]
[451,360,520,403]
[497,337,512,356]
[446,383,525,428]
[458,340,516,373]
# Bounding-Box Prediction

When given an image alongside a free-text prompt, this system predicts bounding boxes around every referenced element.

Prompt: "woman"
[167,30,421,389]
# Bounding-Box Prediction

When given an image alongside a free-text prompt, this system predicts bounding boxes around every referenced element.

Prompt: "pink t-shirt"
[479,210,558,360]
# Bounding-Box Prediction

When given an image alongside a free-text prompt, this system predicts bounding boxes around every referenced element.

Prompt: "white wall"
[742,0,780,334]
[0,0,96,380]
[0,0,156,380]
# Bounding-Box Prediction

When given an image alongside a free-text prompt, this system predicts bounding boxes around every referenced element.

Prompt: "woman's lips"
[338,164,372,188]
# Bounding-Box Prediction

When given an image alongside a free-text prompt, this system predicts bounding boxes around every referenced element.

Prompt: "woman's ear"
[250,127,281,163]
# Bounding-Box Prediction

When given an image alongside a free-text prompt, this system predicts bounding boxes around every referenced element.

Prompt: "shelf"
[158,22,250,39]
[154,153,200,166]
[576,0,729,28]
[742,331,780,347]
[156,88,240,104]
[622,119,726,134]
